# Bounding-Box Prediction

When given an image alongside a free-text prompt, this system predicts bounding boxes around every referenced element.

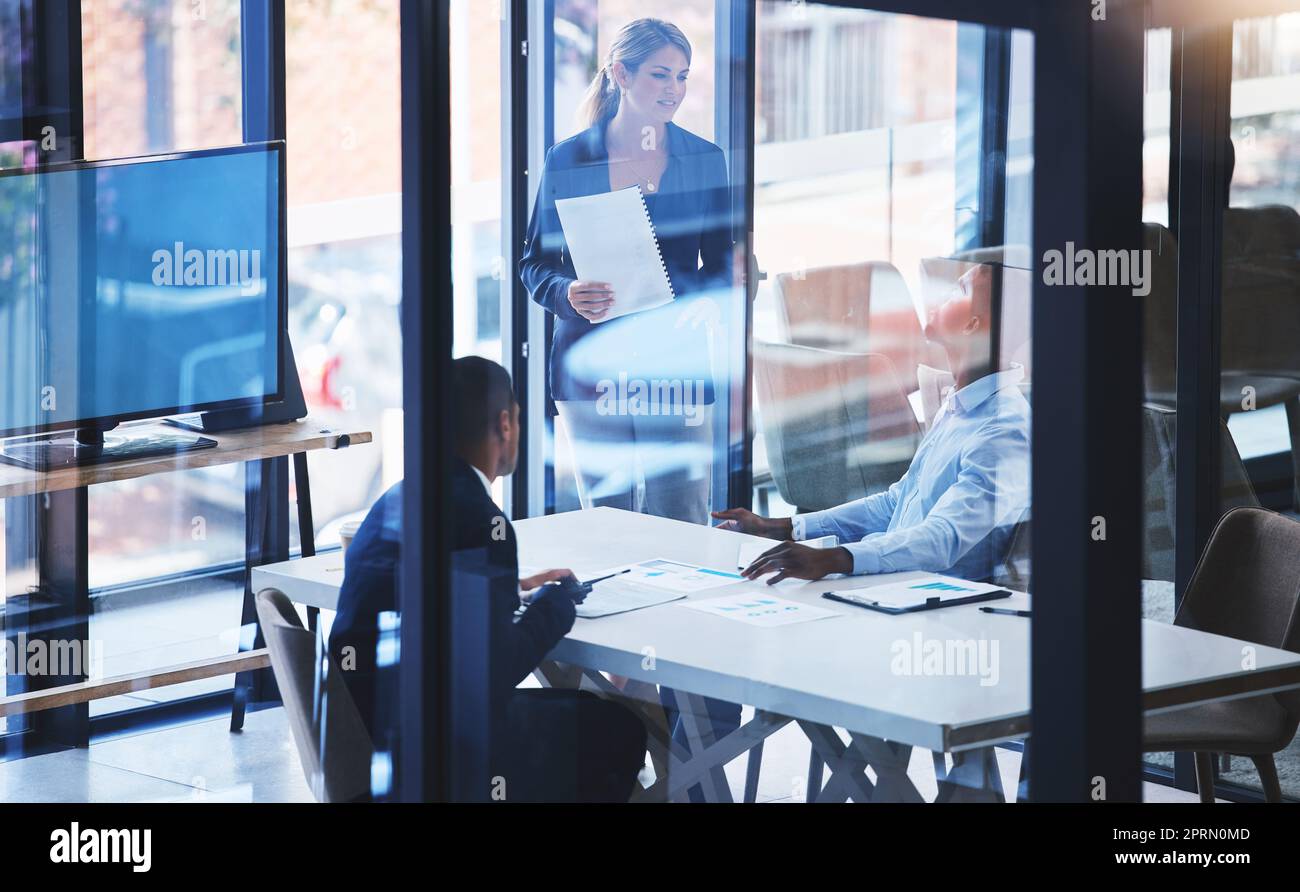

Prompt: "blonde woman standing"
[519,18,734,525]
[520,18,741,791]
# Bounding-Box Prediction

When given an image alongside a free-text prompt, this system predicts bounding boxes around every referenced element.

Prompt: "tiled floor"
[0,708,313,803]
[0,702,1210,803]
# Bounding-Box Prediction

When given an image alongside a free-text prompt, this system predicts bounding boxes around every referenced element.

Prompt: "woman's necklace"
[611,126,670,192]
[614,149,666,192]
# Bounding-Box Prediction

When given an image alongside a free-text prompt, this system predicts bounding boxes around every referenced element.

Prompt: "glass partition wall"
[1141,2,1300,803]
[10,0,1293,808]
[473,0,1038,803]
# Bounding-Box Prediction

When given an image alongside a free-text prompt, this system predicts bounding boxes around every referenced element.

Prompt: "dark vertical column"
[1170,22,1232,795]
[5,490,91,749]
[5,0,89,753]
[399,0,454,803]
[230,0,288,729]
[1171,25,1230,611]
[506,0,531,519]
[716,0,756,513]
[1029,0,1145,802]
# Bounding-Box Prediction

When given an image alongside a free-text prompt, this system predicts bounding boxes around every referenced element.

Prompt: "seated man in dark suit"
[329,356,646,801]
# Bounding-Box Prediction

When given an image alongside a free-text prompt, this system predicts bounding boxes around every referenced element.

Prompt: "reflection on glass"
[749,3,1033,589]
[81,0,244,159]
[525,16,735,525]
[1211,11,1300,800]
[285,0,403,545]
[0,148,280,436]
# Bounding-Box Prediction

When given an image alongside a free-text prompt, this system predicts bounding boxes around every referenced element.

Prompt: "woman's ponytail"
[579,64,621,129]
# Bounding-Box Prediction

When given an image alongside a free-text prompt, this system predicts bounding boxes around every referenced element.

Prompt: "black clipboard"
[822,588,1013,615]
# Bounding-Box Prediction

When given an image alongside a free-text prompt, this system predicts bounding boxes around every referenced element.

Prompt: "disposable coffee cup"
[340,521,362,555]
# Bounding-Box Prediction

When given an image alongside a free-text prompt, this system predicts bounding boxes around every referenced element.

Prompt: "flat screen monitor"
[0,142,285,446]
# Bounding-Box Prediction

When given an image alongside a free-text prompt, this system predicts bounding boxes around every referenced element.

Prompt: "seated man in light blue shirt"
[717,263,1030,584]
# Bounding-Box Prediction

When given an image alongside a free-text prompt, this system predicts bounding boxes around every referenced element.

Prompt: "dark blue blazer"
[328,461,576,739]
[518,121,735,405]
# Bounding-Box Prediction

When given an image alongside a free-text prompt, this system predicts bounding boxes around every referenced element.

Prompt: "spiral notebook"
[554,186,675,324]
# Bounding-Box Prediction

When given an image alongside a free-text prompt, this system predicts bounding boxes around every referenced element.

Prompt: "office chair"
[753,340,919,514]
[255,588,375,802]
[774,260,936,393]
[1143,507,1300,802]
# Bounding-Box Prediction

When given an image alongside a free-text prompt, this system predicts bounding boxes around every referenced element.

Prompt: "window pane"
[76,0,251,719]
[1217,10,1300,800]
[505,1,1034,802]
[81,0,244,158]
[286,0,403,546]
[1139,24,1177,784]
[752,2,1033,592]
[451,0,504,365]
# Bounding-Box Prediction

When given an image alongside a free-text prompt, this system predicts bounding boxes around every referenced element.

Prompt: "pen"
[583,568,631,587]
[980,606,1031,617]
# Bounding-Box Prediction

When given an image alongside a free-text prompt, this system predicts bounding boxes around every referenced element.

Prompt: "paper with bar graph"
[681,593,842,628]
[835,576,1006,610]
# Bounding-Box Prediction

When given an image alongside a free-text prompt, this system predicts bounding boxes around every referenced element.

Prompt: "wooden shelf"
[0,649,271,718]
[0,416,372,499]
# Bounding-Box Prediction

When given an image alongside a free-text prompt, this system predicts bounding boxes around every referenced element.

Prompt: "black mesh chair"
[1143,508,1300,802]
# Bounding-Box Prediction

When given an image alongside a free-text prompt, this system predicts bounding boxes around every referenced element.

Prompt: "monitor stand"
[0,424,218,471]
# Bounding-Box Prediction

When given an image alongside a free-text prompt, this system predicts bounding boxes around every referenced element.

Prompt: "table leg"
[1016,740,1030,802]
[650,701,789,803]
[806,748,825,803]
[743,740,764,803]
[294,453,319,635]
[231,457,289,731]
[934,746,1007,803]
[800,722,940,803]
[674,691,736,802]
[531,663,789,803]
[798,721,878,803]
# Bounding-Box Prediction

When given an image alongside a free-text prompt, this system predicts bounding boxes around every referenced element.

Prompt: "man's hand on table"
[711,507,793,540]
[740,542,853,585]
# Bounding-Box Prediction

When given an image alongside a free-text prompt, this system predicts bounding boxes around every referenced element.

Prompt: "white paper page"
[681,593,841,628]
[576,579,685,619]
[836,576,1007,609]
[626,558,743,592]
[554,187,674,323]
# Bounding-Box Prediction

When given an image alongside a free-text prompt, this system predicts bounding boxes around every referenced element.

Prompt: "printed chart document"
[834,576,1007,610]
[682,593,841,628]
[623,558,743,592]
[575,558,743,618]
[577,577,685,619]
[554,186,674,323]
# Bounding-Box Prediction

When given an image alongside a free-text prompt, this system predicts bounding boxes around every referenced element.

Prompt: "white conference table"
[254,506,1300,803]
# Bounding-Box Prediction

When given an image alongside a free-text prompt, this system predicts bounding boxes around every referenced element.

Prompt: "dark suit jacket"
[329,460,575,740]
[518,120,735,406]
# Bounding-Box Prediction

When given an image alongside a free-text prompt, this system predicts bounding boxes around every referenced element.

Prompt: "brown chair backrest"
[754,340,919,511]
[774,261,929,391]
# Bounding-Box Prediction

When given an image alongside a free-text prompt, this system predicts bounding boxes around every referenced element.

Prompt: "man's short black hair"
[453,356,517,450]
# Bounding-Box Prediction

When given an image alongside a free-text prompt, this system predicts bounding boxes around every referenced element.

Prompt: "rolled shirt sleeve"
[794,475,908,549]
[837,418,1029,576]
